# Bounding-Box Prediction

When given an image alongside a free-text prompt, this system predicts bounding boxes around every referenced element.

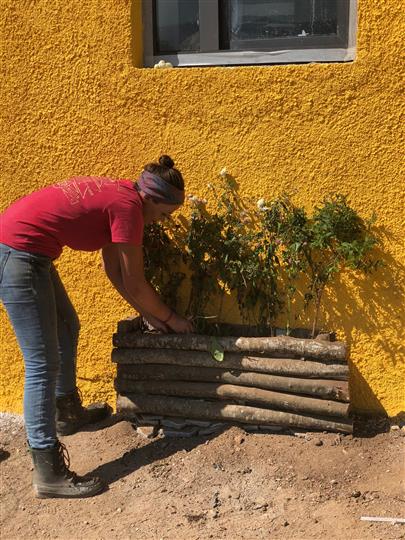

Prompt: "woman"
[0,155,194,498]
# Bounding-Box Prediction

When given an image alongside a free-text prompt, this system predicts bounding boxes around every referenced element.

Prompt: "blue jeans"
[0,244,80,449]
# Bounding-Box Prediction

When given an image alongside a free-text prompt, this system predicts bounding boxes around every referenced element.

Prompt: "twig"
[360,516,405,524]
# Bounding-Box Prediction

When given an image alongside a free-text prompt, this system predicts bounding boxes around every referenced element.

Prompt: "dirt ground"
[0,413,404,540]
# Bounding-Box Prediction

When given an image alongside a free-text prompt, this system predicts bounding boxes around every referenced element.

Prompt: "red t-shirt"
[0,177,144,259]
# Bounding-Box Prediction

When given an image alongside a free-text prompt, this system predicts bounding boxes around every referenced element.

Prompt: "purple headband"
[137,170,185,205]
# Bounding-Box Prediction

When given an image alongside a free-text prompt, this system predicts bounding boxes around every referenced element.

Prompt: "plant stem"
[312,285,324,338]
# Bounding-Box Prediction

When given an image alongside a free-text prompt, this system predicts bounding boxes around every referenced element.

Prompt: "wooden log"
[117,364,350,402]
[112,333,347,362]
[115,379,350,418]
[112,348,349,380]
[116,394,353,433]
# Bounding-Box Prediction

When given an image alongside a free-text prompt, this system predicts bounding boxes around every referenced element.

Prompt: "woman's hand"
[167,312,194,333]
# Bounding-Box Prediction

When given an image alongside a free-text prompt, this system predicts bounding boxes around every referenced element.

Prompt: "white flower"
[154,60,173,69]
[219,167,228,177]
[257,198,266,209]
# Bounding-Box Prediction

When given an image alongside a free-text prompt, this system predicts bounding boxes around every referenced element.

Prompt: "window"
[143,0,357,67]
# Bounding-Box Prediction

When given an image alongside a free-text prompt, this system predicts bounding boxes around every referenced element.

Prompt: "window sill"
[145,48,356,68]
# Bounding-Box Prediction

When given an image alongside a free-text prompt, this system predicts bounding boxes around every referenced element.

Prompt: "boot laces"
[57,441,78,482]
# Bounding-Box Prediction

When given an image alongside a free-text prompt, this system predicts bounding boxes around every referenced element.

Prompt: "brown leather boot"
[30,440,105,498]
[56,388,112,436]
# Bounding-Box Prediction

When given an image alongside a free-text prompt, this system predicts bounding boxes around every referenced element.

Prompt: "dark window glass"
[221,0,340,50]
[152,0,346,56]
[155,0,200,53]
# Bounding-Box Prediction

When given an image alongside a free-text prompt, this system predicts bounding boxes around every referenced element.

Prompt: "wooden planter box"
[113,317,352,434]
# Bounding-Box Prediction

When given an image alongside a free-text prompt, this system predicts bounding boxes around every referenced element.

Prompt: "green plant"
[184,195,223,331]
[305,194,382,336]
[258,193,310,334]
[189,171,279,326]
[143,176,382,337]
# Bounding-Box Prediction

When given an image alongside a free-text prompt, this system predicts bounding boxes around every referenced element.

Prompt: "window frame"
[142,0,357,67]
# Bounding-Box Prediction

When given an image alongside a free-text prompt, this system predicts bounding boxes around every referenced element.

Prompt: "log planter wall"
[113,317,353,434]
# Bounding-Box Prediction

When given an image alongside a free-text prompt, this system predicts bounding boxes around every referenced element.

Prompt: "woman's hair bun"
[159,155,175,169]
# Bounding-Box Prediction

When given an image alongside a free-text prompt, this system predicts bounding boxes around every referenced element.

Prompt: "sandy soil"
[0,413,404,540]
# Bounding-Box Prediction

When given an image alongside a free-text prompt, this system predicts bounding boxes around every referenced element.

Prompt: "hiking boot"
[56,388,112,436]
[30,440,105,498]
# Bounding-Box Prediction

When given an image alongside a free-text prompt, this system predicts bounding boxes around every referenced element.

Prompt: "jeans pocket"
[0,249,11,284]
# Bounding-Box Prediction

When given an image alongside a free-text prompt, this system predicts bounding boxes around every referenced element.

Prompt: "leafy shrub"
[143,173,382,335]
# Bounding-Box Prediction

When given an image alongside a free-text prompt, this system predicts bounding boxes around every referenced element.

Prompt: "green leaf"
[209,337,225,362]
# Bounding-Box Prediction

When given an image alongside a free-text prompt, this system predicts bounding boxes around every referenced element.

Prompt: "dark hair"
[143,155,184,190]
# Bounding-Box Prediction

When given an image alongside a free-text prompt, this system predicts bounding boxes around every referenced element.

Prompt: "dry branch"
[113,333,347,362]
[115,379,350,418]
[116,394,353,433]
[117,364,350,402]
[112,348,348,380]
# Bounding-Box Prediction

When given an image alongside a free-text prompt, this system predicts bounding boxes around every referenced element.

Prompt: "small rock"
[390,425,400,431]
[283,520,289,527]
[351,490,361,498]
[136,425,158,439]
[208,508,219,519]
[314,439,323,447]
[212,492,221,508]
[330,479,338,485]
[116,508,122,513]
[253,501,268,511]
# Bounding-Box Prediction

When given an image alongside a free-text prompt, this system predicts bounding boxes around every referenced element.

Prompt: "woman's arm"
[101,243,193,333]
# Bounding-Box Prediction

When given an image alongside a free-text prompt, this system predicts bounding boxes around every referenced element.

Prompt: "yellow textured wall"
[1,1,404,415]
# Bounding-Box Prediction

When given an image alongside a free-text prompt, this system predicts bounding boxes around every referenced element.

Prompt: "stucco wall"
[1,0,404,415]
